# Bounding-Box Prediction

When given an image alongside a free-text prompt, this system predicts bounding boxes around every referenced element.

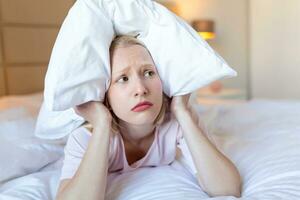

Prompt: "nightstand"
[191,88,248,105]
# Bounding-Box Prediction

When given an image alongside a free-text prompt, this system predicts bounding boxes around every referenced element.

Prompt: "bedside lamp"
[192,20,215,40]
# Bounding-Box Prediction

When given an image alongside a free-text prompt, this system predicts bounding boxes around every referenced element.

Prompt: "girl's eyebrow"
[114,63,154,75]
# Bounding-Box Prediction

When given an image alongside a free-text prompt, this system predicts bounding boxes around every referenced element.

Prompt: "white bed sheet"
[0,94,300,200]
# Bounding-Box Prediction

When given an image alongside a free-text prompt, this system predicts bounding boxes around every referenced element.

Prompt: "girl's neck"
[119,121,156,147]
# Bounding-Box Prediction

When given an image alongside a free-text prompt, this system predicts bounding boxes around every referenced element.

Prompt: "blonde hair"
[85,35,171,133]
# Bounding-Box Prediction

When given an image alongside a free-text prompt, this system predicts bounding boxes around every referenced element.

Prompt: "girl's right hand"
[74,101,112,129]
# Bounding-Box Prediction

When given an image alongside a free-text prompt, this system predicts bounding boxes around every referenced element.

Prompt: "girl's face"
[107,45,163,125]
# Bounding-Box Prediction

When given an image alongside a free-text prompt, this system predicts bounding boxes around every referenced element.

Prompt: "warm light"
[192,20,215,41]
[155,1,179,15]
[197,32,215,40]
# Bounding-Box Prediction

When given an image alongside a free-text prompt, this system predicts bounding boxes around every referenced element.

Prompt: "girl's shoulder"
[158,112,181,137]
[65,126,119,159]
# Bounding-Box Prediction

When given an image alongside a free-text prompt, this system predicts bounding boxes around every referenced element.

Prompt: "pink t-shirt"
[59,113,197,181]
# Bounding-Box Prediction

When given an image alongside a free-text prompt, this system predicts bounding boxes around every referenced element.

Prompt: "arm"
[171,94,242,197]
[56,102,112,200]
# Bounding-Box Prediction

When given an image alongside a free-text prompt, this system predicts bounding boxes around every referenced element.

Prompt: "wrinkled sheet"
[0,95,300,200]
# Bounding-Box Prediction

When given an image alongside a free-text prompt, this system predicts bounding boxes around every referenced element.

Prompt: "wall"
[3,0,298,99]
[0,0,248,97]
[250,0,300,99]
[169,0,249,97]
[0,0,74,96]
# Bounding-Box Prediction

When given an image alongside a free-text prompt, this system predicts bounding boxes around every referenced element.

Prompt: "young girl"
[55,35,242,200]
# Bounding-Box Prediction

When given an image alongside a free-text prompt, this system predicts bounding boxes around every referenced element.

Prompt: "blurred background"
[0,0,299,103]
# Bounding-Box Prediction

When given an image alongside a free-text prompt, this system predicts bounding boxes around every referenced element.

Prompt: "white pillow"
[110,0,236,96]
[0,136,64,184]
[0,159,63,200]
[43,0,114,111]
[35,102,84,139]
[105,160,208,199]
[0,117,36,141]
[44,0,236,112]
[37,0,236,139]
[0,107,65,183]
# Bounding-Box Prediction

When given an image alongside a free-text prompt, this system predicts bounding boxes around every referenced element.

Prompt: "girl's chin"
[130,118,155,125]
[117,111,159,125]
[125,116,156,126]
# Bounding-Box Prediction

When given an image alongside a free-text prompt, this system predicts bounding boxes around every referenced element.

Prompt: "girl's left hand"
[170,93,191,115]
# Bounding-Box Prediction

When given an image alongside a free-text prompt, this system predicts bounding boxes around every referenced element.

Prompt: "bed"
[0,92,300,200]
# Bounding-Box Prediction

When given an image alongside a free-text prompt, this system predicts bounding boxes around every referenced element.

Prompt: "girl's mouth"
[131,104,153,112]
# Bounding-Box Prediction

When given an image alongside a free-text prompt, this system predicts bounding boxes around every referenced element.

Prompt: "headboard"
[0,0,179,97]
[0,0,75,97]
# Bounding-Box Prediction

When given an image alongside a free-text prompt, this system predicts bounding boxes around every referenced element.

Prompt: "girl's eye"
[116,70,154,83]
[144,70,155,77]
[117,76,128,83]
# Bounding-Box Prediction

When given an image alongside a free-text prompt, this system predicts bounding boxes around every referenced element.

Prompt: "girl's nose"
[134,78,148,97]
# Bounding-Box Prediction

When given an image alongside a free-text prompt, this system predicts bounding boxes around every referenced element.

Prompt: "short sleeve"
[176,127,198,175]
[59,127,91,181]
[175,108,217,176]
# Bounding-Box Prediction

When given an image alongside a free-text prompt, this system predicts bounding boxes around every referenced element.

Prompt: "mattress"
[0,93,299,200]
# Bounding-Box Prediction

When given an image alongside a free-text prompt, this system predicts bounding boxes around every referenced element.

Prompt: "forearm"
[57,125,110,200]
[175,108,242,197]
